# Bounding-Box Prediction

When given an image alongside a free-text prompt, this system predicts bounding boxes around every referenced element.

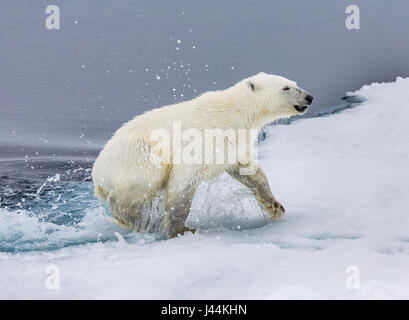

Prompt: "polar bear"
[92,72,313,239]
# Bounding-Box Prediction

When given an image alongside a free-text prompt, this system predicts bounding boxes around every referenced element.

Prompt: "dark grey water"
[1,0,409,157]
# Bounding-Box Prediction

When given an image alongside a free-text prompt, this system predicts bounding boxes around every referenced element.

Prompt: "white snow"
[1,77,409,299]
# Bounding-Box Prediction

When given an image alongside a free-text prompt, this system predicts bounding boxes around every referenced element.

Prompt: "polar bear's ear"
[247,81,257,92]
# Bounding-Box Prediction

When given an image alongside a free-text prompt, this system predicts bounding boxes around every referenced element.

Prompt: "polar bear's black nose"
[305,94,313,105]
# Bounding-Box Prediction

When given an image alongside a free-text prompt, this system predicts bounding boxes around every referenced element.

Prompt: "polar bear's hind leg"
[162,167,200,239]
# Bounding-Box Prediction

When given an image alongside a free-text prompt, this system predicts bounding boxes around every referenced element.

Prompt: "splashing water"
[0,159,270,253]
[0,160,161,253]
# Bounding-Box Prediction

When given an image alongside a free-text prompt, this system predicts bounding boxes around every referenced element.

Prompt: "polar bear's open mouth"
[294,105,308,112]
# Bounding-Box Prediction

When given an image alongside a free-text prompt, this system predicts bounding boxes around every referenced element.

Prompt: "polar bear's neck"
[197,90,283,131]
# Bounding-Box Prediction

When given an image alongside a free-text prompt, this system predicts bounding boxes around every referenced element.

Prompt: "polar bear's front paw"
[263,199,285,219]
[167,225,197,239]
[179,226,196,236]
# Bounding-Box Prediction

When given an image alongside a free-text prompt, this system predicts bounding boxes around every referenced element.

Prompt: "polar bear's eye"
[248,81,256,92]
[283,86,290,91]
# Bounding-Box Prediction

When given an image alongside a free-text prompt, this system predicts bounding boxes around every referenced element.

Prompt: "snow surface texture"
[1,78,409,299]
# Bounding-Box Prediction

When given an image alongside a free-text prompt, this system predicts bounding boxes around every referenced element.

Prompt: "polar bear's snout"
[293,91,313,113]
[305,94,314,105]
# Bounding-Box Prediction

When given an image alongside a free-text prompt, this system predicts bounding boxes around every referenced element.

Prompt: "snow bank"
[1,77,409,299]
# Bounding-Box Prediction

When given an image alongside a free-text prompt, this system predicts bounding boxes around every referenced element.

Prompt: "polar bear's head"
[234,72,313,122]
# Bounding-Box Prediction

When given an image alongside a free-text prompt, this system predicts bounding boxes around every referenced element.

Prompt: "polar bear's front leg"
[162,167,199,239]
[227,164,285,219]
